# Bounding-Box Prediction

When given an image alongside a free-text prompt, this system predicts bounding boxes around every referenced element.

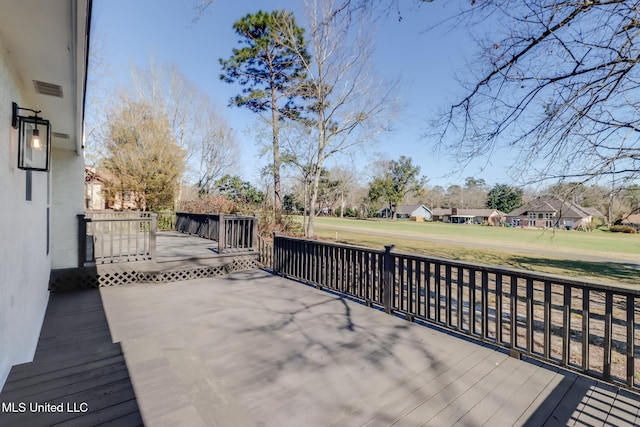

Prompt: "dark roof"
[453,209,505,217]
[431,208,450,216]
[432,208,505,217]
[582,207,605,218]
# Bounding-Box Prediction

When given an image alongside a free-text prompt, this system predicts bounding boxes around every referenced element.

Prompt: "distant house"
[507,195,603,229]
[621,214,640,230]
[450,208,506,226]
[84,166,138,211]
[431,208,452,223]
[377,204,433,221]
[431,208,505,226]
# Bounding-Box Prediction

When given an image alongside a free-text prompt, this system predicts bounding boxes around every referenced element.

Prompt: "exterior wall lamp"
[12,102,51,171]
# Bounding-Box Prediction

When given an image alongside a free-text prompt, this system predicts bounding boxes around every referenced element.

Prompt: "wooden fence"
[273,234,640,392]
[175,212,257,254]
[79,211,156,266]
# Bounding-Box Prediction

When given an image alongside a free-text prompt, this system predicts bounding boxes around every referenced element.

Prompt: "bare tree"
[435,1,640,192]
[130,61,239,197]
[328,165,357,217]
[279,121,319,231]
[281,0,398,236]
[196,108,239,196]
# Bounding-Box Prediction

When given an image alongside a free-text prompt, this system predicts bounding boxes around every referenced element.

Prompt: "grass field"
[304,216,640,287]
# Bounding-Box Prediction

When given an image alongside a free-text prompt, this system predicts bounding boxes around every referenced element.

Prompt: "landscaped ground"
[303,217,640,287]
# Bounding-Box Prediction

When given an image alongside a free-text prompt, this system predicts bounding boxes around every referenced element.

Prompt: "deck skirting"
[49,254,259,292]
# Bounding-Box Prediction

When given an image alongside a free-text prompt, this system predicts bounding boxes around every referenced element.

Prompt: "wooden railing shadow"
[523,372,639,426]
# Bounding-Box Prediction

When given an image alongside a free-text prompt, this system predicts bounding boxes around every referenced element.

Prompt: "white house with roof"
[377,204,433,220]
[0,0,91,389]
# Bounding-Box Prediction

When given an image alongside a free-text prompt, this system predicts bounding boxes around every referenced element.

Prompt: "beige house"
[507,195,603,229]
[85,166,138,210]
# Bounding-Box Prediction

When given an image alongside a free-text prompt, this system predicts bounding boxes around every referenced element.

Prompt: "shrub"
[609,225,638,234]
[257,211,304,238]
[335,207,357,217]
[177,197,237,214]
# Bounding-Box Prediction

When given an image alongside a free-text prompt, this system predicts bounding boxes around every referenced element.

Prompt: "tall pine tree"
[220,10,309,225]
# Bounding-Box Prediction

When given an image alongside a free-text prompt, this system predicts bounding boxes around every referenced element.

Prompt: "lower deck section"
[0,290,142,426]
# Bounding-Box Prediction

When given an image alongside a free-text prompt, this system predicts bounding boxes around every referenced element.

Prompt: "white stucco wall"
[51,148,85,269]
[0,40,51,389]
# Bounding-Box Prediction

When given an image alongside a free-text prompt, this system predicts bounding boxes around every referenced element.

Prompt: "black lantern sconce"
[12,102,51,171]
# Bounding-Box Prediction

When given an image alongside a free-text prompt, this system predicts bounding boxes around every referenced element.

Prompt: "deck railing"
[79,211,156,266]
[257,235,273,269]
[273,234,640,392]
[175,212,257,254]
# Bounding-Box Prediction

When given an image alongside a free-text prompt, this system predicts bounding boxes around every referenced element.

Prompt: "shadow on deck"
[0,290,143,426]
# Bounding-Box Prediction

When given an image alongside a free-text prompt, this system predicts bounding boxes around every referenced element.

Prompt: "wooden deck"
[3,269,639,426]
[0,290,142,426]
[99,270,640,426]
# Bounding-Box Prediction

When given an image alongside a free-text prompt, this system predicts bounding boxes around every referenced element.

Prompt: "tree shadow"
[509,256,640,285]
[210,271,495,426]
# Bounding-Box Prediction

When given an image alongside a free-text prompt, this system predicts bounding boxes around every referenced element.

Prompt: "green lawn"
[301,216,640,286]
[310,216,638,257]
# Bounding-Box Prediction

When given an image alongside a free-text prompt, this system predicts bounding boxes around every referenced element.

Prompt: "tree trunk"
[302,181,308,233]
[307,125,326,237]
[307,168,322,237]
[271,88,282,226]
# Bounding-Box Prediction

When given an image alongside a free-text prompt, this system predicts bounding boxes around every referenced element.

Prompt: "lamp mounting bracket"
[12,102,42,129]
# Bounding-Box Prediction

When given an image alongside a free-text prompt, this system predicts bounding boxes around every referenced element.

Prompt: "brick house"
[507,195,603,229]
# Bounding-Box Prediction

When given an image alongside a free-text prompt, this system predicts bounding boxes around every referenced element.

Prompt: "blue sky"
[89,0,515,189]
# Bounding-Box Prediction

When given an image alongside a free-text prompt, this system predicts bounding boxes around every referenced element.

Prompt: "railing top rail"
[175,212,255,219]
[83,217,155,223]
[274,234,384,255]
[275,234,640,296]
[84,211,156,218]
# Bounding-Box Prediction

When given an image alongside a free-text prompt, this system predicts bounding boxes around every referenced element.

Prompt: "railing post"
[272,232,279,275]
[383,244,395,315]
[218,213,226,254]
[77,214,87,268]
[149,213,157,261]
[251,214,258,251]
